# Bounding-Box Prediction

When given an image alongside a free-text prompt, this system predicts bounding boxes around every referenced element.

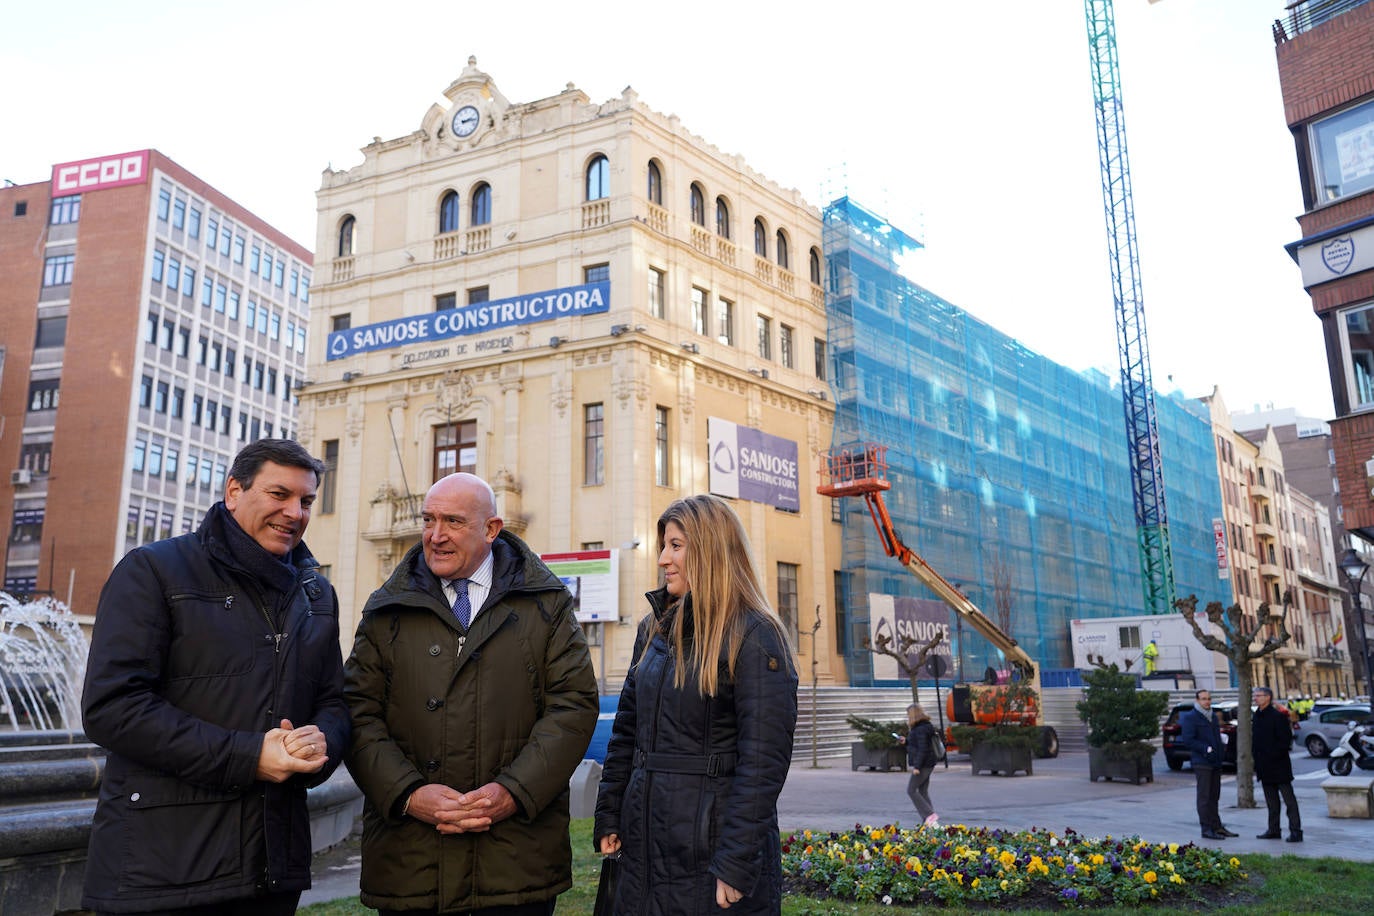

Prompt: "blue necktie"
[451,579,471,629]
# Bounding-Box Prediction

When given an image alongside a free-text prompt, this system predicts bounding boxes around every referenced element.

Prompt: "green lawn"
[300,819,1374,915]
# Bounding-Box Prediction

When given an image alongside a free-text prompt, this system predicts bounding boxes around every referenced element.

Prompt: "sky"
[0,0,1334,421]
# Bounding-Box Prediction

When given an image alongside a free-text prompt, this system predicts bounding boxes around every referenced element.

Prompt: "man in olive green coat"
[344,473,598,916]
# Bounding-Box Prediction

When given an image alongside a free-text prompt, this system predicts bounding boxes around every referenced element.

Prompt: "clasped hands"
[405,782,518,834]
[256,718,329,783]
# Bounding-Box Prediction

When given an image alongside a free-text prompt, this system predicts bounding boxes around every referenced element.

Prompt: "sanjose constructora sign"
[707,417,799,511]
[326,281,609,360]
[867,594,955,682]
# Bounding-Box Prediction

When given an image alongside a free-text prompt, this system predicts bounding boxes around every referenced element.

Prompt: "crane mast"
[1083,0,1176,614]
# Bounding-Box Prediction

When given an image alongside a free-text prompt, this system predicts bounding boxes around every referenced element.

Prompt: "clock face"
[452,105,480,138]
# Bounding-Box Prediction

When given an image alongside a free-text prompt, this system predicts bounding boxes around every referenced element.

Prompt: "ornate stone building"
[299,60,841,688]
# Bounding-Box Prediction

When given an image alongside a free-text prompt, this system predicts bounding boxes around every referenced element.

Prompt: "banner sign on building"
[706,417,800,511]
[1293,222,1374,288]
[1212,518,1230,580]
[867,594,954,682]
[326,281,610,360]
[51,151,150,194]
[541,548,620,624]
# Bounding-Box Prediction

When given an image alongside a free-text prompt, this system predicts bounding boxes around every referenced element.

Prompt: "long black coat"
[1252,703,1295,785]
[594,590,798,916]
[81,503,349,913]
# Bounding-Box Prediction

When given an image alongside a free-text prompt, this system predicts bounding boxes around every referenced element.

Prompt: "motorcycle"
[1326,720,1374,776]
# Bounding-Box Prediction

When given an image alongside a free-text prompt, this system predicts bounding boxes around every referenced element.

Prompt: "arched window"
[647,161,662,205]
[754,219,767,256]
[715,197,731,239]
[586,155,609,201]
[776,230,790,270]
[338,215,356,257]
[809,248,822,285]
[690,184,705,226]
[470,183,491,226]
[439,191,460,234]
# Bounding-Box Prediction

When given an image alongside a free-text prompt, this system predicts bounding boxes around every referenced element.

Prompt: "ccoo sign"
[51,151,150,194]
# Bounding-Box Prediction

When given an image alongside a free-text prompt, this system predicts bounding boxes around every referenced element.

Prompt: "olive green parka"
[343,531,598,912]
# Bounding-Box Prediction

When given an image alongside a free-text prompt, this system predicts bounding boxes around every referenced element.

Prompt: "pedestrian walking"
[902,704,939,827]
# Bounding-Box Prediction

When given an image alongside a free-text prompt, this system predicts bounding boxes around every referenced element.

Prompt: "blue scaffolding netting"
[822,197,1224,685]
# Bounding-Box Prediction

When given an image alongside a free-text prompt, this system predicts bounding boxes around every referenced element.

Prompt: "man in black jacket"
[1179,689,1237,840]
[81,439,350,915]
[1252,686,1302,842]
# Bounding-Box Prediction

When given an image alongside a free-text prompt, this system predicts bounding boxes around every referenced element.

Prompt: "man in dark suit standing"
[1252,686,1302,842]
[1179,689,1236,840]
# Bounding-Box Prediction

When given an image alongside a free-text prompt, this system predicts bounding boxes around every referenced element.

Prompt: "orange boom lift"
[817,444,1059,757]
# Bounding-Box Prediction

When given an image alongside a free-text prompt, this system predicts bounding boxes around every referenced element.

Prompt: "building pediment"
[420,56,513,149]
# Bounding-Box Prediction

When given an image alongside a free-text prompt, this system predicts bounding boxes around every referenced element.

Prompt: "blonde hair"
[657,494,794,696]
[907,704,929,726]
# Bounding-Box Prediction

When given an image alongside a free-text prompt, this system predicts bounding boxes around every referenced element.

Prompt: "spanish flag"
[1333,625,1344,645]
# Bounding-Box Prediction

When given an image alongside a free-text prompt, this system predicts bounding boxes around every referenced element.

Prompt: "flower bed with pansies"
[781,823,1247,909]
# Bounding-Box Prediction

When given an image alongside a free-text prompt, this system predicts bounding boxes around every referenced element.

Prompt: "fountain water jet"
[0,592,88,732]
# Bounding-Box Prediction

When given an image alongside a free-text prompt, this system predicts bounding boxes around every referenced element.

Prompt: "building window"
[320,440,339,514]
[435,292,456,311]
[181,267,196,297]
[188,206,201,238]
[233,235,245,264]
[584,403,604,485]
[777,562,799,647]
[50,195,80,225]
[655,406,670,486]
[585,263,610,285]
[776,231,790,270]
[1341,300,1374,410]
[34,316,66,348]
[434,420,477,480]
[834,571,849,655]
[338,215,356,256]
[157,189,171,221]
[810,248,822,285]
[756,315,772,360]
[1310,98,1374,203]
[166,257,180,292]
[148,442,163,476]
[29,379,60,411]
[814,338,828,381]
[691,287,709,337]
[133,441,146,473]
[172,198,185,230]
[176,327,190,357]
[172,386,185,419]
[716,297,734,347]
[690,184,705,226]
[647,161,662,205]
[648,267,665,319]
[155,381,169,413]
[471,183,491,225]
[780,324,794,369]
[165,448,178,479]
[332,314,351,332]
[20,442,52,475]
[586,154,610,201]
[468,286,489,305]
[220,227,232,257]
[152,250,165,282]
[754,219,767,256]
[715,197,731,239]
[43,254,75,287]
[439,191,460,233]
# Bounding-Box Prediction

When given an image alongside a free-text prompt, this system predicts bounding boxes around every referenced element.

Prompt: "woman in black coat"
[594,495,799,915]
[903,704,939,826]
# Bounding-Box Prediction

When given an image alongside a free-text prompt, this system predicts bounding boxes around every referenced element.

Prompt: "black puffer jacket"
[594,589,798,916]
[344,532,598,912]
[81,503,349,913]
[1252,703,1295,784]
[906,720,937,771]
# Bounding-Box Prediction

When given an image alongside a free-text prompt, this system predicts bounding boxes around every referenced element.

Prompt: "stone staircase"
[791,686,1090,763]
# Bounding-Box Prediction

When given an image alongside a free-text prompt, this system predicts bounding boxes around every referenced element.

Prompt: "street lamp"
[1338,547,1373,712]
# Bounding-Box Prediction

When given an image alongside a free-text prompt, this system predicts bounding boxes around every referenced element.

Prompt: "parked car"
[1162,703,1237,771]
[1295,705,1374,757]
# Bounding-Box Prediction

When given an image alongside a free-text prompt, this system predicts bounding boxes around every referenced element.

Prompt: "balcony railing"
[1274,0,1370,41]
[332,257,354,283]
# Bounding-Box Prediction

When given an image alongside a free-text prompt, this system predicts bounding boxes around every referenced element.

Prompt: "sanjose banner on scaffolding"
[706,417,800,511]
[867,594,954,681]
[541,549,619,624]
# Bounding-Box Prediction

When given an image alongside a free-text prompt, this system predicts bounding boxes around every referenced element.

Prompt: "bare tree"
[864,628,944,707]
[989,551,1015,637]
[1175,591,1293,808]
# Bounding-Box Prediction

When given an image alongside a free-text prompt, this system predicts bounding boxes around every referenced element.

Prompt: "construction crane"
[818,444,1059,758]
[1083,0,1176,614]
